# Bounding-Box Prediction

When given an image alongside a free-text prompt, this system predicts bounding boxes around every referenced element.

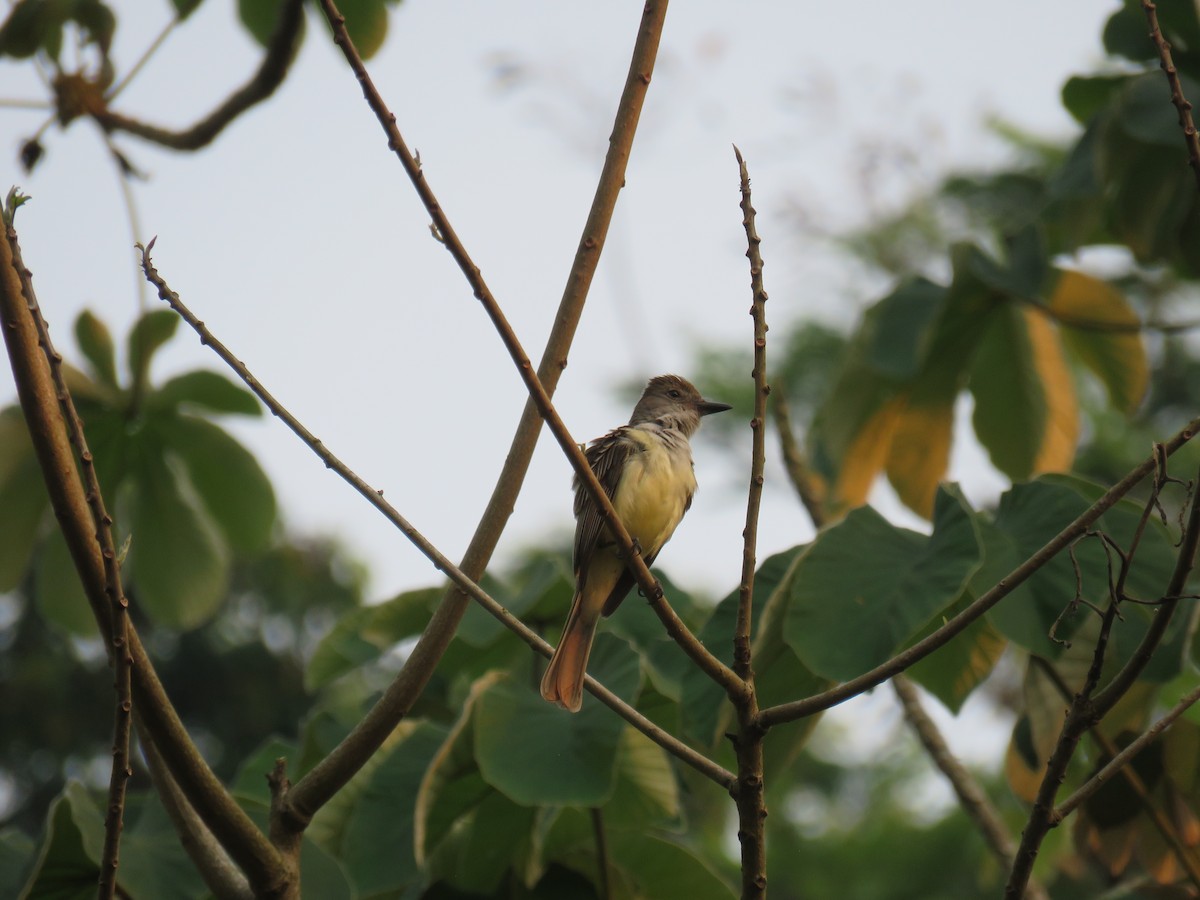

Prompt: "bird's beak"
[697,398,733,417]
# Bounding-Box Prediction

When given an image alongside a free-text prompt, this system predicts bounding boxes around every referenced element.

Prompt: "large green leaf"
[598,832,736,899]
[784,485,981,682]
[473,635,641,808]
[338,722,448,896]
[601,726,682,831]
[126,310,179,390]
[17,786,96,900]
[152,414,276,554]
[0,828,34,898]
[34,528,94,635]
[905,589,1008,713]
[306,586,441,689]
[969,302,1078,480]
[73,310,117,388]
[415,673,506,864]
[424,791,537,894]
[149,370,261,416]
[126,443,230,629]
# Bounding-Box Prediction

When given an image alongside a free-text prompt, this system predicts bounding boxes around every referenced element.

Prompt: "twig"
[1141,1,1200,190]
[0,211,289,896]
[136,246,735,799]
[729,145,769,900]
[5,199,131,899]
[732,144,769,681]
[1006,481,1200,898]
[315,0,742,701]
[92,0,303,151]
[1033,657,1200,890]
[771,383,825,529]
[892,676,1050,900]
[1056,680,1200,819]
[756,415,1200,728]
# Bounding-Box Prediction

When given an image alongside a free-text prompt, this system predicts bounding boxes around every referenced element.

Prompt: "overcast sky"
[2,0,1113,628]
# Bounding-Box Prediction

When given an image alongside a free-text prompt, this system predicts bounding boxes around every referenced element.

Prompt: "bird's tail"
[540,594,601,713]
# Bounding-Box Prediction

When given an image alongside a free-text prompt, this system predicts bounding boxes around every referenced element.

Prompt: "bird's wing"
[573,427,635,582]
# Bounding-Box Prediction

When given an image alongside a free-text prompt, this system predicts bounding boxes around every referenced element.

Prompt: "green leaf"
[336,0,390,60]
[473,635,640,807]
[0,410,46,591]
[152,414,275,553]
[127,444,230,629]
[34,528,94,635]
[602,726,681,830]
[1062,74,1132,125]
[0,0,53,59]
[306,587,441,689]
[424,791,536,895]
[338,722,448,896]
[604,832,736,899]
[0,828,34,899]
[415,673,506,864]
[73,310,118,388]
[237,0,302,46]
[905,589,1008,713]
[150,370,261,416]
[969,302,1078,480]
[785,486,981,682]
[16,786,97,899]
[169,0,204,19]
[127,309,179,389]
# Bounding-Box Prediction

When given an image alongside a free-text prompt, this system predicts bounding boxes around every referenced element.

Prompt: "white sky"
[1,0,1112,634]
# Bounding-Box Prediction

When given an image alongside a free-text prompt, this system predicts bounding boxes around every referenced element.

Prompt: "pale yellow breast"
[611,429,696,556]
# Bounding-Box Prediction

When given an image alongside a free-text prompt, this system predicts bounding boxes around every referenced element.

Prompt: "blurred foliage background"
[3,0,1200,897]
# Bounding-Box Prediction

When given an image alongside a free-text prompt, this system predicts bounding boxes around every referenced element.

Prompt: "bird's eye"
[667,389,681,399]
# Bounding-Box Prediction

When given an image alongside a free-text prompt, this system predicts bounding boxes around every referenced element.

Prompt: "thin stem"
[756,414,1200,728]
[1142,1,1200,190]
[1034,658,1200,890]
[136,246,735,796]
[732,144,769,681]
[315,0,741,701]
[728,146,769,900]
[1006,481,1200,898]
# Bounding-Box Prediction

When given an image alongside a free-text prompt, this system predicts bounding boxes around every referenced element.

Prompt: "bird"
[540,374,731,712]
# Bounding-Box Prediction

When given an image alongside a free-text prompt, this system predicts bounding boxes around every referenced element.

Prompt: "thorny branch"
[4,197,133,899]
[728,146,770,900]
[1141,1,1200,190]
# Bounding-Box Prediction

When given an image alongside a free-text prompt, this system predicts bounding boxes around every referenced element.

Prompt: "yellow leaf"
[885,398,955,518]
[1050,269,1149,414]
[832,395,903,512]
[1026,307,1079,474]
